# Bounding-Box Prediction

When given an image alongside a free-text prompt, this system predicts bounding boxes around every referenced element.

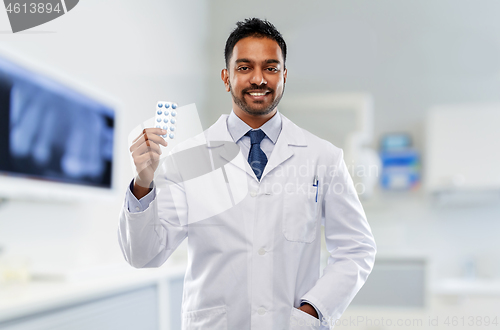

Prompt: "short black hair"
[224,18,287,69]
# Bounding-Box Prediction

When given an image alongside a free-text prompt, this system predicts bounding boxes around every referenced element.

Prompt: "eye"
[267,67,278,72]
[238,66,249,71]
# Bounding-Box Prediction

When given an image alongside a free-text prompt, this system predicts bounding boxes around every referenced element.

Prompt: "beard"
[229,80,285,116]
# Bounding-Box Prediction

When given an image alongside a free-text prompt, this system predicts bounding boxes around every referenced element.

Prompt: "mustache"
[242,85,274,93]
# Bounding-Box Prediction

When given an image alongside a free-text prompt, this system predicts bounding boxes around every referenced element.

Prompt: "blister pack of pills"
[155,101,178,139]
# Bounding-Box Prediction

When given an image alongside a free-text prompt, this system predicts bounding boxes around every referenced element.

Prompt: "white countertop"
[431,278,500,296]
[0,262,186,322]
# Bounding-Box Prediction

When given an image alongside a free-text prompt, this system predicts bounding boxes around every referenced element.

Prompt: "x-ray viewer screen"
[0,56,114,188]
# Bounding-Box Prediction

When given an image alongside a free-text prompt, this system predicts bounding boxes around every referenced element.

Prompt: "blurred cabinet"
[0,285,158,330]
[0,267,185,330]
[426,104,500,205]
[351,257,427,308]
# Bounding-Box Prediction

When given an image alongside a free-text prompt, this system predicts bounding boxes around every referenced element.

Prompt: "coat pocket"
[289,307,322,330]
[282,183,320,243]
[182,305,227,330]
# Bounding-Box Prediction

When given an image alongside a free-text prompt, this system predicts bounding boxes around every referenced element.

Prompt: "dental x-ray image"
[0,56,114,188]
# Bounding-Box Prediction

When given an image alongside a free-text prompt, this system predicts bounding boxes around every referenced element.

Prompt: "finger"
[130,131,168,151]
[131,128,167,147]
[134,152,160,167]
[133,128,166,144]
[145,129,169,147]
[132,141,162,158]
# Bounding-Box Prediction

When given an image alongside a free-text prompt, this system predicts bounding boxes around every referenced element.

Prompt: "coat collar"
[205,112,307,181]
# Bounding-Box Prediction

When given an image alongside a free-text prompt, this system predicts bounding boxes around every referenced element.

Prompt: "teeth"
[249,92,267,96]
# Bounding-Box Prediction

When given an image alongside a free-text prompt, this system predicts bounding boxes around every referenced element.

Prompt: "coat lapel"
[260,114,307,180]
[205,115,256,179]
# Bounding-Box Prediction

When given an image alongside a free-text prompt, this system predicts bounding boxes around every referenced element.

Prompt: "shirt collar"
[227,109,282,144]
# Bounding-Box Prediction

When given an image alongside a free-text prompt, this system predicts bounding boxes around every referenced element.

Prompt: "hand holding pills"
[130,128,167,199]
[130,128,168,194]
[129,101,178,199]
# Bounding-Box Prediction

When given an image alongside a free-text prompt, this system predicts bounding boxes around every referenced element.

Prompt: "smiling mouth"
[245,89,272,99]
[247,92,269,96]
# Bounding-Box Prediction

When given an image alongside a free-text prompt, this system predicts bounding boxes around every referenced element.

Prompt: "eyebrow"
[235,58,281,65]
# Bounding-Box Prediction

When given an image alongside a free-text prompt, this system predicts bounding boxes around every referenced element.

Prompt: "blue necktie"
[246,129,268,180]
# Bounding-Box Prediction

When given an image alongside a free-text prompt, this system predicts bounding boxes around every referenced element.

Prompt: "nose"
[250,68,267,86]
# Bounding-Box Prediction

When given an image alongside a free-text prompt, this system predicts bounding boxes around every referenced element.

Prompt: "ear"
[283,67,287,84]
[221,68,230,92]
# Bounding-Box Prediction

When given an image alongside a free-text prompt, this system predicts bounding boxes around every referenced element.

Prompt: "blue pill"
[170,118,176,124]
[164,111,169,116]
[158,103,163,108]
[164,118,169,123]
[170,126,175,131]
[171,111,177,117]
[172,103,177,109]
[157,110,162,115]
[165,103,170,109]
[169,133,174,139]
[156,118,161,122]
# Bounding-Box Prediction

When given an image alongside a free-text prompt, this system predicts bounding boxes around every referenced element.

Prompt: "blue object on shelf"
[380,148,420,190]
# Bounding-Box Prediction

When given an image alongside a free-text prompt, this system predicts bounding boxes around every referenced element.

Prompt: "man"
[119,18,376,329]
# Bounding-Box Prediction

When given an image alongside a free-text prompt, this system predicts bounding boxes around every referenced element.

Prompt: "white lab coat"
[118,113,376,330]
